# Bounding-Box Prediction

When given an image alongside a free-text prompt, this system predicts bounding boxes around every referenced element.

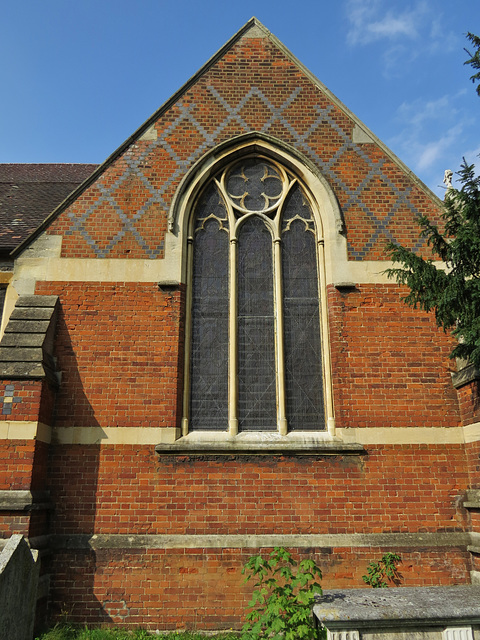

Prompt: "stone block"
[0,534,40,640]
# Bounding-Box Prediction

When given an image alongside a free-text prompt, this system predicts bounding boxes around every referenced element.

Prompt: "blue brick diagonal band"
[66,85,423,260]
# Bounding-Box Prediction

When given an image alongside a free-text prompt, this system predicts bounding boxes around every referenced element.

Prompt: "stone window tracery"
[183,155,328,436]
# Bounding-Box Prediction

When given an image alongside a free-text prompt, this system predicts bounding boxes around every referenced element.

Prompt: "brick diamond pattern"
[49,37,438,260]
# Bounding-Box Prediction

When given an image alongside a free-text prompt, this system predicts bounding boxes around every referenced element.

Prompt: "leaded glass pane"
[282,186,325,430]
[226,159,283,214]
[190,185,229,430]
[238,216,276,431]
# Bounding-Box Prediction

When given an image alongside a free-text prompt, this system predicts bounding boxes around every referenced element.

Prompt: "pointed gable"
[37,18,440,261]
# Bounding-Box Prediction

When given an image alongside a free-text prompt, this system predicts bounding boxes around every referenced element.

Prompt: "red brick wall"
[0,440,50,537]
[35,282,185,428]
[41,436,472,628]
[0,380,44,422]
[48,546,471,630]
[46,444,469,537]
[0,513,30,537]
[31,440,50,492]
[466,440,480,490]
[456,381,480,426]
[33,281,460,432]
[0,440,36,490]
[328,284,459,429]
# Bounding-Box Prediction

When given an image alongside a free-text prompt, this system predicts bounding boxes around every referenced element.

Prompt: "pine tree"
[465,32,480,96]
[386,33,480,367]
[386,161,480,367]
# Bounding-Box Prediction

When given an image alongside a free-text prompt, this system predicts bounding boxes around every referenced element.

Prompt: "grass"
[35,626,241,640]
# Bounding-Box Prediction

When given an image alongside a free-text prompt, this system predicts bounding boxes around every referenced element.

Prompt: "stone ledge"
[0,490,54,511]
[47,531,472,551]
[464,490,480,510]
[155,432,365,456]
[467,545,480,555]
[14,296,59,308]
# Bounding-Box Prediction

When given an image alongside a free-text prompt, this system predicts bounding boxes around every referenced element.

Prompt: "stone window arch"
[181,151,335,438]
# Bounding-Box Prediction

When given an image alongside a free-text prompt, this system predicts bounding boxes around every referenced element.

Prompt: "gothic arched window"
[183,156,328,436]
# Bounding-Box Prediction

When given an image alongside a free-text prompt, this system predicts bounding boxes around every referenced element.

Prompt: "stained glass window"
[188,156,326,433]
[190,185,229,430]
[282,186,325,430]
[238,217,276,430]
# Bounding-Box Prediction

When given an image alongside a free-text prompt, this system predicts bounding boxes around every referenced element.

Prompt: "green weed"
[241,547,325,640]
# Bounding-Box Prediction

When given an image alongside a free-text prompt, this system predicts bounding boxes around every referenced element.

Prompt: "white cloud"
[345,0,458,73]
[396,93,463,128]
[427,17,459,54]
[387,91,475,194]
[346,0,426,46]
[415,124,463,171]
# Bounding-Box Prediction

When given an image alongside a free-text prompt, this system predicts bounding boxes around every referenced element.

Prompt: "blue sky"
[0,0,478,197]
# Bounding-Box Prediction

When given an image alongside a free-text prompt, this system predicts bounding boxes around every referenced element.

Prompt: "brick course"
[48,546,471,630]
[46,444,469,537]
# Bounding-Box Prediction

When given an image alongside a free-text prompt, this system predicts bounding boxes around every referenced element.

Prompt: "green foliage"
[386,159,480,367]
[362,553,402,588]
[241,547,325,640]
[464,32,480,96]
[35,625,152,639]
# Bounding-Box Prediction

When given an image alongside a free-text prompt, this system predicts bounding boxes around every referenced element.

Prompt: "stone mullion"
[181,235,194,436]
[228,236,239,436]
[273,235,287,435]
[317,238,335,436]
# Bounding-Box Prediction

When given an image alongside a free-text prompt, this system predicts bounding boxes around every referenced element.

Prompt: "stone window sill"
[155,431,365,456]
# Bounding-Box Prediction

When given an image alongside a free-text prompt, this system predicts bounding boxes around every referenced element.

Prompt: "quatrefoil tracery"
[222,158,291,218]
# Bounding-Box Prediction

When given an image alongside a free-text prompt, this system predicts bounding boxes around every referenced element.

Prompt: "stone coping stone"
[15,295,58,308]
[314,586,480,630]
[452,363,480,388]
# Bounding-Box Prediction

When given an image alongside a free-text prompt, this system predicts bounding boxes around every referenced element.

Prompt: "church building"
[0,18,479,631]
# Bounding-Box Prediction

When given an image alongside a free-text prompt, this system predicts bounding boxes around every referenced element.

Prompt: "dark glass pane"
[238,216,276,430]
[282,184,313,223]
[226,159,282,213]
[0,288,5,319]
[190,185,229,430]
[282,187,325,430]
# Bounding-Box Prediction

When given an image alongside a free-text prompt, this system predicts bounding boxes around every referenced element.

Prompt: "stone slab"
[0,347,44,362]
[0,362,45,377]
[15,295,58,308]
[4,320,50,334]
[10,307,54,321]
[0,333,45,348]
[452,364,480,389]
[314,586,480,630]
